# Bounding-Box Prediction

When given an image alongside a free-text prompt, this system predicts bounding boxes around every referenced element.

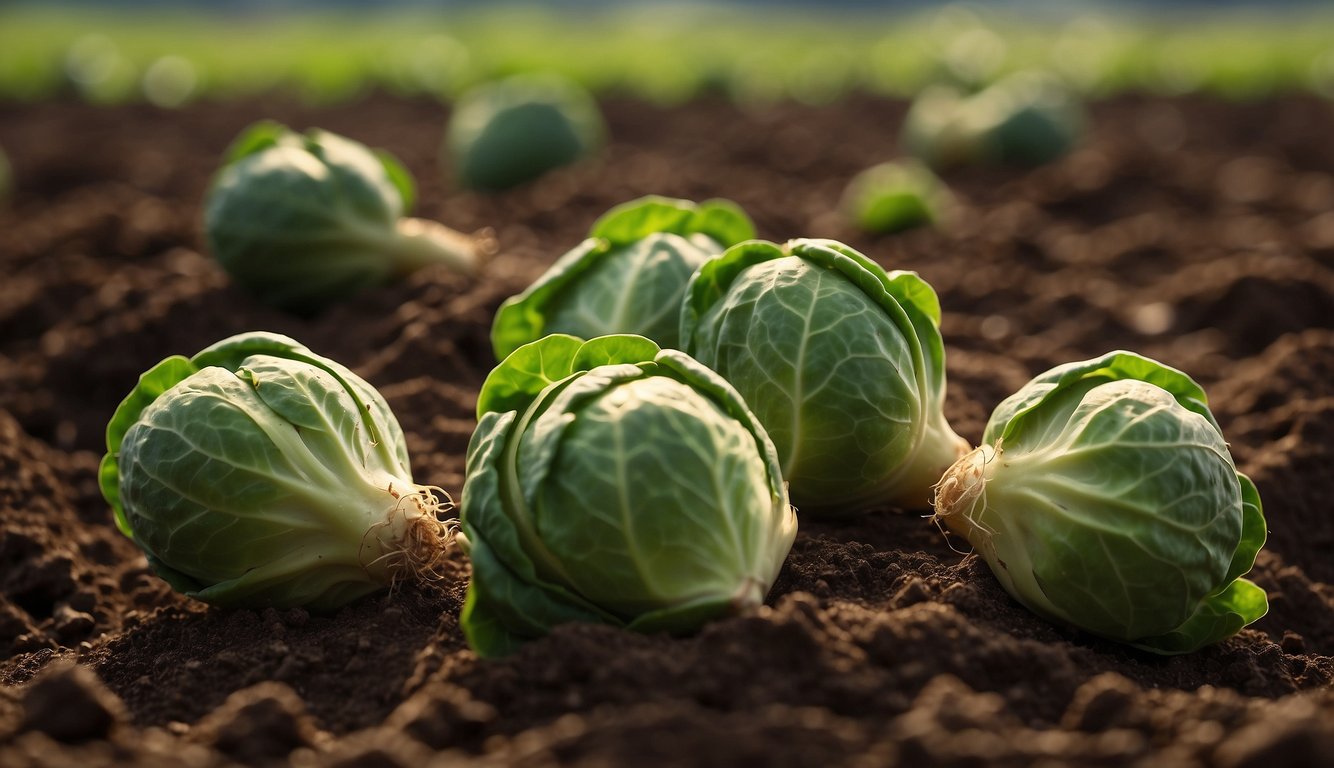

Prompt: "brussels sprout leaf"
[222,119,290,164]
[491,196,754,360]
[100,355,201,537]
[590,196,755,249]
[1131,578,1268,655]
[374,148,417,212]
[985,350,1215,446]
[476,334,587,419]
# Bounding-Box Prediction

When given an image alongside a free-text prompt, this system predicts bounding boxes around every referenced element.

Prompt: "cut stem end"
[930,442,998,539]
[361,485,459,589]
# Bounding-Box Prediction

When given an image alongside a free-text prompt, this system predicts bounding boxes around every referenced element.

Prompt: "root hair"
[927,441,1001,557]
[360,484,458,591]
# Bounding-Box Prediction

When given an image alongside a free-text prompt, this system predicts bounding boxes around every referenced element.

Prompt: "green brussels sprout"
[900,86,989,170]
[932,352,1268,654]
[903,72,1084,169]
[972,71,1085,167]
[842,161,952,235]
[100,332,452,612]
[205,121,478,315]
[491,196,755,361]
[446,73,604,191]
[460,334,796,657]
[680,239,967,514]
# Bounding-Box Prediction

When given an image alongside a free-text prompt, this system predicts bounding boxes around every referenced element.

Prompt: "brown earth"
[1,92,1333,767]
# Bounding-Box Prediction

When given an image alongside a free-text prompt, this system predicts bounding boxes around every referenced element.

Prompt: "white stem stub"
[931,442,1000,543]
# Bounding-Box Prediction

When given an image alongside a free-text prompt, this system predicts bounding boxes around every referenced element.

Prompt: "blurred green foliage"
[1,6,1332,105]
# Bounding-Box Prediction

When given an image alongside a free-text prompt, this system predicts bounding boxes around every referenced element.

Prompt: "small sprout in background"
[445,72,604,192]
[974,71,1086,167]
[680,238,968,514]
[491,196,755,361]
[899,86,986,169]
[142,55,199,109]
[205,121,480,315]
[100,332,455,612]
[460,334,796,657]
[842,160,953,235]
[903,71,1085,170]
[932,351,1267,655]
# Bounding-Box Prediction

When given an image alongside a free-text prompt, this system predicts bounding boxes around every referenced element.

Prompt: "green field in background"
[2,6,1333,106]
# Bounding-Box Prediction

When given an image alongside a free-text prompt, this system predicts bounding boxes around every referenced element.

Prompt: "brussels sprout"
[100,332,452,612]
[932,352,1267,654]
[446,73,604,191]
[973,71,1085,167]
[460,334,795,657]
[491,196,755,360]
[680,239,967,513]
[205,121,478,315]
[900,86,989,170]
[842,161,952,235]
[903,72,1084,169]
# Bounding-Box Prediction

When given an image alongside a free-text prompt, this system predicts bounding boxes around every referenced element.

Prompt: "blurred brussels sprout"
[933,352,1267,654]
[681,238,967,514]
[460,334,796,657]
[900,86,988,170]
[446,73,604,191]
[205,121,478,315]
[101,332,453,612]
[973,71,1085,166]
[842,160,952,235]
[491,196,755,360]
[903,71,1084,169]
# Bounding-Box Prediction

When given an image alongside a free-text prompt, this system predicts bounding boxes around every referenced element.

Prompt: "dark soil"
[2,92,1333,767]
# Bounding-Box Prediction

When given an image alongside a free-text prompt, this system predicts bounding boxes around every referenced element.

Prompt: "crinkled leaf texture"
[206,121,426,315]
[965,351,1267,655]
[680,238,964,513]
[490,196,754,360]
[99,332,418,612]
[460,334,795,657]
